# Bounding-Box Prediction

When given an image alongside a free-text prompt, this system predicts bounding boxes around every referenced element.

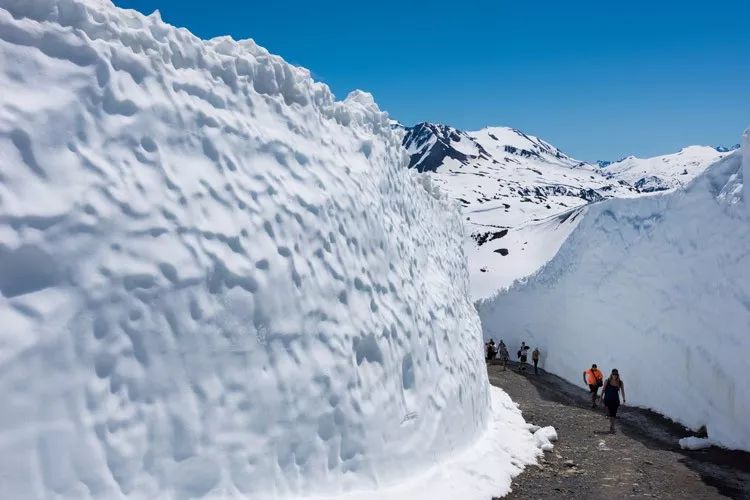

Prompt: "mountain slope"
[398,122,633,298]
[399,122,737,299]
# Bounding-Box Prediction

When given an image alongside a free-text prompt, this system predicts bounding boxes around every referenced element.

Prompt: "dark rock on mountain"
[401,122,491,172]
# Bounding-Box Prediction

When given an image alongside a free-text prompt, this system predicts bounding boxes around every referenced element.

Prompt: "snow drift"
[479,136,750,451]
[0,1,537,498]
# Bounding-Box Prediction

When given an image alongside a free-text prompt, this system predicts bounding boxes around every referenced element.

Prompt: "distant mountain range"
[598,145,734,193]
[394,121,734,298]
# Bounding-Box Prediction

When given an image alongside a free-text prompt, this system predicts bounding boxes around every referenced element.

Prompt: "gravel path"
[487,362,750,499]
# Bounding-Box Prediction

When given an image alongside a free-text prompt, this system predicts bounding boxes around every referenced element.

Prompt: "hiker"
[518,344,529,372]
[583,363,604,408]
[602,369,626,433]
[497,340,509,370]
[485,338,496,362]
[532,347,540,374]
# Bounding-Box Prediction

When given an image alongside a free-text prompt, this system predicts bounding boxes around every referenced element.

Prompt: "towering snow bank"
[744,128,750,209]
[0,1,537,498]
[479,147,750,451]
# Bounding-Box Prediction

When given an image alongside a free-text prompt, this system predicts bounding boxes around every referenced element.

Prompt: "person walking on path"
[532,347,540,374]
[485,338,496,362]
[517,342,526,360]
[518,344,529,372]
[583,364,604,408]
[498,340,510,370]
[602,368,626,433]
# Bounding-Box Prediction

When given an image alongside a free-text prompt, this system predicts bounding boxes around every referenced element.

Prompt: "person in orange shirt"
[583,363,604,408]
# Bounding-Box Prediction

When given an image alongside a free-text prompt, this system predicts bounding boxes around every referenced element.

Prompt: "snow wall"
[479,144,750,451]
[0,1,537,498]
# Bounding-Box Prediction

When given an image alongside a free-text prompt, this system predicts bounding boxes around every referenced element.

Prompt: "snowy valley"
[397,121,735,298]
[398,118,750,453]
[478,137,750,451]
[0,0,749,498]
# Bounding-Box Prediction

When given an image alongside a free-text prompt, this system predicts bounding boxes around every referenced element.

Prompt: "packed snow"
[679,437,712,451]
[305,387,540,500]
[0,0,540,498]
[478,142,750,451]
[532,426,558,453]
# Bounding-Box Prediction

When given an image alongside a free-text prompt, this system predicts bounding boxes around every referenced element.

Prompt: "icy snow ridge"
[479,144,750,451]
[0,1,537,498]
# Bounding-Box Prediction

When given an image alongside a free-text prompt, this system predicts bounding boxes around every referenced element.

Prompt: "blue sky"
[114,0,749,161]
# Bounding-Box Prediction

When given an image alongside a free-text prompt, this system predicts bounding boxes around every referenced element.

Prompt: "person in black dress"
[602,368,626,433]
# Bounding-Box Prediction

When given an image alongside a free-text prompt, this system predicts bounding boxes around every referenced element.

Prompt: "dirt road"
[487,362,750,499]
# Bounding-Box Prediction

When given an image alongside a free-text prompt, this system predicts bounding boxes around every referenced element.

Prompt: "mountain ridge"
[395,120,732,298]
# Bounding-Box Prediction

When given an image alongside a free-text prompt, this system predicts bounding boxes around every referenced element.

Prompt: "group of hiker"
[485,339,627,433]
[583,363,626,433]
[485,339,541,374]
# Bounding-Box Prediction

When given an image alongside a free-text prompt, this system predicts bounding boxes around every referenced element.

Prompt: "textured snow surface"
[306,387,540,500]
[479,146,750,451]
[0,1,538,497]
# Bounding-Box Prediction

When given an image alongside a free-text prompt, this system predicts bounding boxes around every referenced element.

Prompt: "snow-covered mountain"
[478,137,750,451]
[0,1,539,498]
[398,122,736,299]
[597,145,733,193]
[402,122,585,173]
[397,122,634,298]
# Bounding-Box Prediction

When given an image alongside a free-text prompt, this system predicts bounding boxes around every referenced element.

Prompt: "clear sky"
[114,0,749,161]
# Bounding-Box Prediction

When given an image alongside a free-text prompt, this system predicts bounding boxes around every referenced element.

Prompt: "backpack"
[588,369,603,387]
[517,350,522,358]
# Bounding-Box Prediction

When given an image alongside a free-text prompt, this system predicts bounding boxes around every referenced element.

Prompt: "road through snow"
[488,363,750,499]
